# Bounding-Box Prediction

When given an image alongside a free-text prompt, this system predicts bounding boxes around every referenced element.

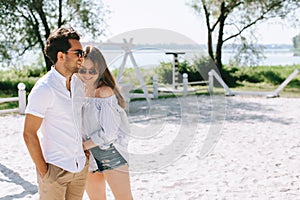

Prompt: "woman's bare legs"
[104,164,133,200]
[86,172,106,200]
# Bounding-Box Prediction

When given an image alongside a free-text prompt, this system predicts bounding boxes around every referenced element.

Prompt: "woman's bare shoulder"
[95,85,114,98]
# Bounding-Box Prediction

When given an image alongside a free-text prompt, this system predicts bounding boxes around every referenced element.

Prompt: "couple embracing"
[23,27,133,200]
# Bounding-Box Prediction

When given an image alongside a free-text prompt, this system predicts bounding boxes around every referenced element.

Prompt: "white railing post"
[17,83,26,114]
[273,69,299,96]
[208,69,233,96]
[208,70,214,94]
[153,75,158,99]
[183,73,188,96]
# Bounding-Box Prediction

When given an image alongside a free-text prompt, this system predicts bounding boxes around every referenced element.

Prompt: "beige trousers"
[37,161,89,200]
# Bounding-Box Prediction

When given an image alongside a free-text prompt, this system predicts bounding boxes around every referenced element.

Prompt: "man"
[23,27,88,200]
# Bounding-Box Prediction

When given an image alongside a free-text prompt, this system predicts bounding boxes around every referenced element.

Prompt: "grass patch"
[0,102,18,110]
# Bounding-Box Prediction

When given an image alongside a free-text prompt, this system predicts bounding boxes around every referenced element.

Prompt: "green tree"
[189,0,300,79]
[0,0,108,71]
[292,33,300,56]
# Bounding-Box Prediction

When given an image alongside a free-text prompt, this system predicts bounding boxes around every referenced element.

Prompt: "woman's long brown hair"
[84,46,126,108]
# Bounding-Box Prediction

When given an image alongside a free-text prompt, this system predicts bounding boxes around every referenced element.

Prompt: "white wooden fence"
[152,73,208,98]
[0,83,26,115]
[125,73,208,101]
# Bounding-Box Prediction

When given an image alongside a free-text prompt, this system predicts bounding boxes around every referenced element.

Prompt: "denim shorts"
[90,144,127,173]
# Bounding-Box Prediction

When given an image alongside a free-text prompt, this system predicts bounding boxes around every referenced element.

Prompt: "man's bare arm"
[23,114,47,177]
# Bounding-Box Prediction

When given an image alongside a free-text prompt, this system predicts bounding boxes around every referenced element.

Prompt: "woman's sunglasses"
[78,68,98,75]
[63,50,85,58]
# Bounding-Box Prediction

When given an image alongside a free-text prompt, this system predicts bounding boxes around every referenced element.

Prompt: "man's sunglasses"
[63,50,85,58]
[78,68,98,75]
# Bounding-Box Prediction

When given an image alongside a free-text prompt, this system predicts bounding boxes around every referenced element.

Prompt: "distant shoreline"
[5,43,299,68]
[82,42,294,51]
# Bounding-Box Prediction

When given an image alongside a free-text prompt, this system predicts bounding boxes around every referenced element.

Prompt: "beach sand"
[1,95,300,199]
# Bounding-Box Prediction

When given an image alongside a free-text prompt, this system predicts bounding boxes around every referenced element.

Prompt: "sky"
[99,0,299,45]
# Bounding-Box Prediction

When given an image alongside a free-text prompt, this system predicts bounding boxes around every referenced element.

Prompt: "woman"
[78,46,133,200]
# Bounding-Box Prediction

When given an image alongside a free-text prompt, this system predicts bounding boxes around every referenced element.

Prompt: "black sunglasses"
[78,68,98,75]
[63,50,85,58]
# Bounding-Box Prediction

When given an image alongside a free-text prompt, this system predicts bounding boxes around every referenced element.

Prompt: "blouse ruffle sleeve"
[82,98,106,148]
[95,95,130,149]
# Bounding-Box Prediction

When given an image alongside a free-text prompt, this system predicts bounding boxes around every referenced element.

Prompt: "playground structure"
[99,38,200,102]
[100,38,152,104]
[208,69,299,97]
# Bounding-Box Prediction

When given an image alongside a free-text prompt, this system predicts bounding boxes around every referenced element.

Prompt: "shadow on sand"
[0,163,37,200]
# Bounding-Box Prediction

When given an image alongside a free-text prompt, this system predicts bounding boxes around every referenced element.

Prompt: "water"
[222,48,300,66]
[103,48,300,70]
[102,49,204,70]
[13,47,300,70]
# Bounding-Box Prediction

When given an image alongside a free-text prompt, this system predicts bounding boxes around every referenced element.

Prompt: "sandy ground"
[0,95,300,200]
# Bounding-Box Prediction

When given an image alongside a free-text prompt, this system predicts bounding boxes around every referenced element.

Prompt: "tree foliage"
[189,0,300,78]
[0,0,108,71]
[293,34,300,48]
[292,33,300,56]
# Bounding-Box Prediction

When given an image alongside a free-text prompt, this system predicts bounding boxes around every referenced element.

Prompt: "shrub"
[260,71,284,85]
[27,67,46,77]
[230,66,263,83]
[226,65,300,87]
[155,59,205,84]
[155,62,173,84]
[193,56,215,81]
[289,79,300,87]
[178,60,202,82]
[0,79,36,96]
[0,80,20,96]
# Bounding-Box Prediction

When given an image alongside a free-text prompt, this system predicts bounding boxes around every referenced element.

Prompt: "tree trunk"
[34,1,52,71]
[207,30,214,61]
[58,0,63,26]
[202,3,215,64]
[215,2,226,77]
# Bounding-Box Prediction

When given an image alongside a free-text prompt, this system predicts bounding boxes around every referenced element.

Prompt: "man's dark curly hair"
[44,27,81,64]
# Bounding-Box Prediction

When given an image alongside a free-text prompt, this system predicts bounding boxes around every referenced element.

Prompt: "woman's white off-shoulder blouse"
[81,94,130,162]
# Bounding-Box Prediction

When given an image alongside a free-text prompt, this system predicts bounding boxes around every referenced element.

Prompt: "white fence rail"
[121,73,208,101]
[0,83,26,115]
[153,73,206,98]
